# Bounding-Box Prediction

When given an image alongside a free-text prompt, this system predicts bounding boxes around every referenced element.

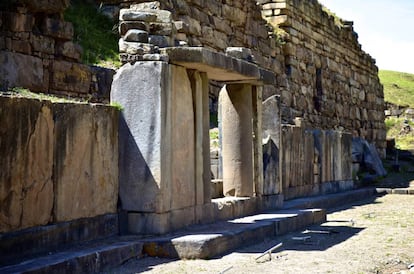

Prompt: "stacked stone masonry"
[0,0,114,102]
[260,0,385,155]
[112,0,385,154]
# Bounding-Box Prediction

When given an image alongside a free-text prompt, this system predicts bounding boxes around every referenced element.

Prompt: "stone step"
[0,188,378,271]
[282,187,377,210]
[140,208,326,259]
[139,187,377,259]
[0,237,143,274]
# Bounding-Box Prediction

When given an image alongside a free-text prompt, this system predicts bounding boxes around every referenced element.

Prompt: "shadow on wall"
[118,114,160,215]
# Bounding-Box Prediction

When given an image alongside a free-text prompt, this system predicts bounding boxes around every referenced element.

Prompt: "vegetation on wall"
[64,0,120,68]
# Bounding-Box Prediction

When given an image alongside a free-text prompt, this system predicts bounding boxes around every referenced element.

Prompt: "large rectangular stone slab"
[112,61,171,213]
[162,47,276,84]
[0,51,45,91]
[53,103,119,222]
[0,97,53,233]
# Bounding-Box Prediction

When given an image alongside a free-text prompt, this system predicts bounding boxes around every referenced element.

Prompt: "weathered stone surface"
[352,137,387,177]
[21,0,70,13]
[51,60,91,93]
[53,103,119,222]
[0,96,118,232]
[0,214,118,264]
[119,10,157,22]
[119,38,154,54]
[31,34,55,54]
[0,51,45,91]
[0,97,53,233]
[148,35,172,47]
[112,61,169,213]
[170,65,196,209]
[226,47,254,62]
[90,66,115,102]
[119,21,148,35]
[42,17,74,40]
[162,47,276,84]
[3,12,34,32]
[220,84,254,197]
[124,29,149,43]
[57,41,82,61]
[112,61,197,214]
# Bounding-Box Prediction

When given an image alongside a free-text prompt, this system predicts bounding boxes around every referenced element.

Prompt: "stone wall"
[0,95,119,233]
[112,0,386,155]
[260,0,386,154]
[0,0,114,102]
[281,125,353,200]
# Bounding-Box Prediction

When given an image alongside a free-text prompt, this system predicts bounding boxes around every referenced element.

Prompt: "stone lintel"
[161,47,276,85]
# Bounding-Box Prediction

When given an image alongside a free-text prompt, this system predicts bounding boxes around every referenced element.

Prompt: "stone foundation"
[0,95,119,233]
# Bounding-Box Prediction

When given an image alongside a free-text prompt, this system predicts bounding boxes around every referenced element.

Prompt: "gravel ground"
[105,194,414,274]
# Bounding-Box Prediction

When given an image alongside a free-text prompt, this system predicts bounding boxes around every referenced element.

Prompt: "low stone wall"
[0,95,119,233]
[260,0,386,154]
[281,125,353,200]
[0,0,114,102]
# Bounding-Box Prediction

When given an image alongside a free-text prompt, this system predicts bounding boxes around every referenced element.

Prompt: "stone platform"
[0,187,376,273]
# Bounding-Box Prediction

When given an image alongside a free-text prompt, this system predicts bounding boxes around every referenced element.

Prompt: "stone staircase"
[0,187,376,273]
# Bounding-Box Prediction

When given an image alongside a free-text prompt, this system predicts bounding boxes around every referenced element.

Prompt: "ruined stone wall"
[113,0,386,154]
[260,0,386,154]
[114,0,284,72]
[0,95,119,233]
[0,0,113,102]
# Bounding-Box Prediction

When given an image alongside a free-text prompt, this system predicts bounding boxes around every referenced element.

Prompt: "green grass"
[379,70,414,108]
[2,87,88,104]
[64,0,120,68]
[380,70,414,149]
[385,117,414,149]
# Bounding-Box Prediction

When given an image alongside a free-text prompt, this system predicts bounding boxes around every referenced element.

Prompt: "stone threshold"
[376,188,414,195]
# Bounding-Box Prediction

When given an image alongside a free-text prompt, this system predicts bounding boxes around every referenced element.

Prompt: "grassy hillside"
[379,70,414,108]
[380,70,414,149]
[64,0,119,68]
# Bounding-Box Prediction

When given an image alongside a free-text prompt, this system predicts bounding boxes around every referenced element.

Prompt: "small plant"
[110,101,123,111]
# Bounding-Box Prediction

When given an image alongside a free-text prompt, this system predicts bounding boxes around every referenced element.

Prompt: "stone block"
[0,97,54,233]
[149,35,173,47]
[112,61,169,213]
[119,38,154,54]
[149,22,174,35]
[31,34,55,55]
[90,66,115,103]
[51,60,91,93]
[392,188,408,195]
[4,12,34,32]
[0,51,45,91]
[21,0,70,13]
[57,41,82,61]
[124,29,149,43]
[120,10,157,22]
[11,39,31,54]
[119,21,148,35]
[128,212,169,235]
[42,17,74,40]
[53,103,119,222]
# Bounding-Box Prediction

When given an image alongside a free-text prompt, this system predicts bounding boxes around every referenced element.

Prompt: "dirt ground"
[105,193,414,274]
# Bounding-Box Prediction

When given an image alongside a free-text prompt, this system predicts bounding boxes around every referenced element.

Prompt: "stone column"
[220,84,254,197]
[188,70,211,204]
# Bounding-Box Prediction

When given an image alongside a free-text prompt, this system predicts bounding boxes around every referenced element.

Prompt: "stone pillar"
[220,84,254,197]
[111,61,197,234]
[252,86,264,196]
[188,70,211,204]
